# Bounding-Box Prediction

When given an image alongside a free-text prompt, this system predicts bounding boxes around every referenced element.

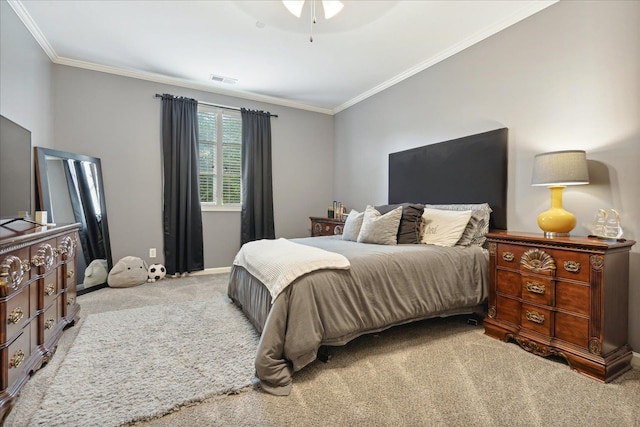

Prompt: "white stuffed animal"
[148,264,166,282]
[107,256,149,288]
[83,259,109,288]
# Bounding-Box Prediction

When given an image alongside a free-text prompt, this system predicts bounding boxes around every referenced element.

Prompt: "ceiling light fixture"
[283,0,344,42]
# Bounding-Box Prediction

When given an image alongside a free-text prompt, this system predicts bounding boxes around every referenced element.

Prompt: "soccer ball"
[148,264,166,282]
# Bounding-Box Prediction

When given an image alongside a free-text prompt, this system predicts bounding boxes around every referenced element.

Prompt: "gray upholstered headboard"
[388,128,508,230]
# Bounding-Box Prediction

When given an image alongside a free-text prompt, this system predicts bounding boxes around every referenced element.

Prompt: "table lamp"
[531,150,589,237]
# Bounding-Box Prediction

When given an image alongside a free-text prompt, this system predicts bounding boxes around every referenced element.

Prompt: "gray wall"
[0,0,54,214]
[51,66,334,268]
[334,1,640,350]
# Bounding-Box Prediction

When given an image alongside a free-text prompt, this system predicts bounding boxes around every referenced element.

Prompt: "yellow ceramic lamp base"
[537,186,576,237]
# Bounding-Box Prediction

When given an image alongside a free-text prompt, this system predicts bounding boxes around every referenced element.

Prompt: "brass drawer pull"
[9,307,25,324]
[0,255,25,289]
[526,281,546,295]
[59,236,76,258]
[502,251,515,262]
[68,296,75,305]
[67,270,74,279]
[21,259,31,273]
[10,349,25,368]
[45,319,55,330]
[525,310,545,324]
[44,283,55,296]
[32,243,54,269]
[564,260,581,273]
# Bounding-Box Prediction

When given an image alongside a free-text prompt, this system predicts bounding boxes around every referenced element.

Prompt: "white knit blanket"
[233,238,350,302]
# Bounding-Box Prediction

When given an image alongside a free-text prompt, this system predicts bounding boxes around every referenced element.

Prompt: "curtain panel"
[160,94,204,275]
[241,108,275,245]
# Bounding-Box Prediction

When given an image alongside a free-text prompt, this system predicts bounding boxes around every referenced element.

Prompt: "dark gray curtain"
[160,94,204,275]
[241,108,275,245]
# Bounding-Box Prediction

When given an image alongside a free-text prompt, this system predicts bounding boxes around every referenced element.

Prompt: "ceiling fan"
[282,0,345,42]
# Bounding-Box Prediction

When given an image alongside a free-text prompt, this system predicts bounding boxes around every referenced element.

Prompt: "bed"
[228,128,508,395]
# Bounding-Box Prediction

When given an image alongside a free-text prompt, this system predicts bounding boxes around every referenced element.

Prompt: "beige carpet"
[6,273,640,427]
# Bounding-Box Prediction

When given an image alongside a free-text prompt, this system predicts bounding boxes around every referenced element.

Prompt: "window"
[197,106,242,209]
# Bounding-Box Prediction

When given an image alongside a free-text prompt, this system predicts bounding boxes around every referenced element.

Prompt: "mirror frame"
[34,147,113,294]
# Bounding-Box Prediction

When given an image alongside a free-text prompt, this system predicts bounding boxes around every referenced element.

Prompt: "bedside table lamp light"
[531,150,589,237]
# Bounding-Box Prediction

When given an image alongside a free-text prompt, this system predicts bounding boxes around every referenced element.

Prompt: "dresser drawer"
[496,270,521,297]
[4,285,30,343]
[3,329,31,390]
[555,312,589,348]
[42,270,59,309]
[556,281,590,316]
[547,249,590,282]
[495,295,520,326]
[496,244,525,269]
[31,238,58,275]
[62,261,77,289]
[310,217,345,237]
[42,302,59,344]
[521,275,553,306]
[521,304,552,336]
[0,246,31,298]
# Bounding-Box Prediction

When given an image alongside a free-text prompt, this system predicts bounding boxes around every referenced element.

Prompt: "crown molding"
[7,0,57,60]
[52,57,334,115]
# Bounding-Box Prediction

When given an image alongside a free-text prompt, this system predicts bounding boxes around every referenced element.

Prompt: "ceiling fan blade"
[322,0,344,19]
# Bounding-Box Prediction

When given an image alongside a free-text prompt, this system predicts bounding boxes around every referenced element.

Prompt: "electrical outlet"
[149,248,156,258]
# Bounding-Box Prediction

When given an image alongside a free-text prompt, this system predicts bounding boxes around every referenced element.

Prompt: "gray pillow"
[357,205,403,245]
[456,214,482,246]
[342,209,365,241]
[375,203,424,244]
[423,203,492,247]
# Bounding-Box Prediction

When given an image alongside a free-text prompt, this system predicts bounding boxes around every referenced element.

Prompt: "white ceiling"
[11,0,556,114]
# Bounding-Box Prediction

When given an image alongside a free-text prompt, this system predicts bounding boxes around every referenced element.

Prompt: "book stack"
[328,201,345,220]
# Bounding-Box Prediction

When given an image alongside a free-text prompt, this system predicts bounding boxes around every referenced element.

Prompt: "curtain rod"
[154,94,278,117]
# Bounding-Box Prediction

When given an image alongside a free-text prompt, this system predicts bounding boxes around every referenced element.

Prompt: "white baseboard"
[632,351,640,369]
[190,266,231,276]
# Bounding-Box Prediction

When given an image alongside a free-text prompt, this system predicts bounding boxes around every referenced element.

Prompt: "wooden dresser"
[483,231,635,382]
[0,221,81,422]
[310,217,345,237]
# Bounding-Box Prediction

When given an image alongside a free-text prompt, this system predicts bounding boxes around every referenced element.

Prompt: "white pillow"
[420,208,473,247]
[342,209,365,241]
[357,205,403,245]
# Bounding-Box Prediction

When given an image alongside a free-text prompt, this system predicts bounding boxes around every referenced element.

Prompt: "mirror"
[34,147,112,294]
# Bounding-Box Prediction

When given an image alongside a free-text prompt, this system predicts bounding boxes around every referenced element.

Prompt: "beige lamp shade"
[531,150,589,186]
[531,150,589,237]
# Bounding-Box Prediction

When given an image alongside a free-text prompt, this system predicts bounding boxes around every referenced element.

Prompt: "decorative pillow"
[375,203,425,244]
[357,205,403,245]
[342,209,365,241]
[420,208,473,247]
[455,215,480,246]
[424,203,492,247]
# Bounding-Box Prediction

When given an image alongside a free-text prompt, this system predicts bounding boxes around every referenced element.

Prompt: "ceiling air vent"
[210,74,238,84]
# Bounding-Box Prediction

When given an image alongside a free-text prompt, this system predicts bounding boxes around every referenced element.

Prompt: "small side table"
[310,217,345,237]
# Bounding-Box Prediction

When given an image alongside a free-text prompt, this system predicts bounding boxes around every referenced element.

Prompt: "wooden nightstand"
[310,217,345,237]
[483,231,635,383]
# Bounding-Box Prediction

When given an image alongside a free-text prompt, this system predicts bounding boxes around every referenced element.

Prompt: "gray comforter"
[228,236,488,395]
